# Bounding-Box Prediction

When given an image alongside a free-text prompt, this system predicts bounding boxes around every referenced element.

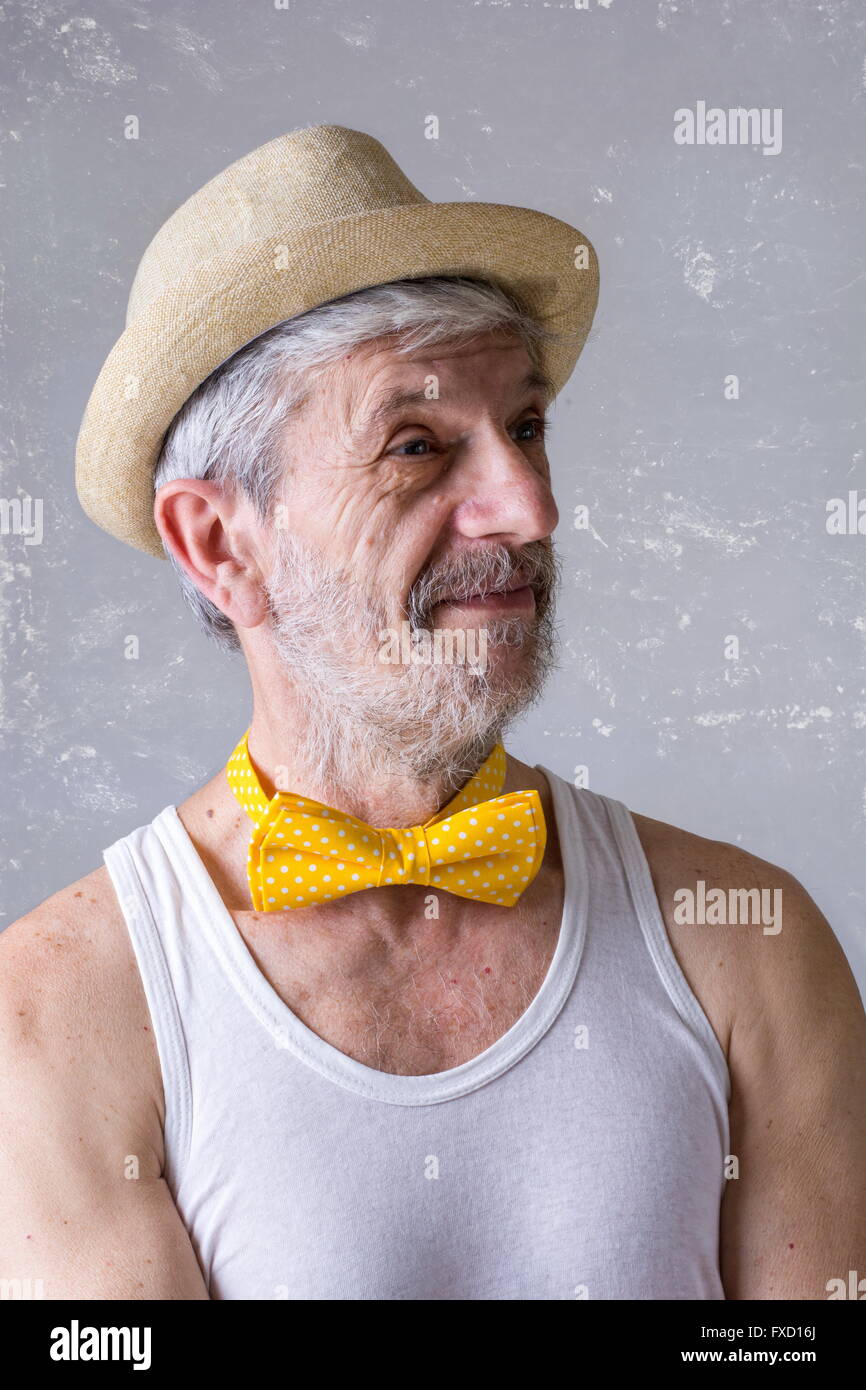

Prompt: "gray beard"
[264,531,560,800]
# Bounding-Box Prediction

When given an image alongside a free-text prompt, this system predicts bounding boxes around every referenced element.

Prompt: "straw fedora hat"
[75,124,599,559]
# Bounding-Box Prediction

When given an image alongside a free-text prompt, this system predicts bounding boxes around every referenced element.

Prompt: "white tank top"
[103,767,730,1301]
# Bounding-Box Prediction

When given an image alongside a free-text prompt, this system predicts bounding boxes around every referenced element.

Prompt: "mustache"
[406,541,559,627]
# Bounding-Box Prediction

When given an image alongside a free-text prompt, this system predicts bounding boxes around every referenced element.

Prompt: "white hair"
[152,275,563,652]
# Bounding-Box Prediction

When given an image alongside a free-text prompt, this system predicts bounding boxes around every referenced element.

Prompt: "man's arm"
[635,817,866,1300]
[0,877,210,1299]
[719,869,866,1299]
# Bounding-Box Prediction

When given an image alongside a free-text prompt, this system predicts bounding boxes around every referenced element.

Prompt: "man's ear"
[154,478,270,629]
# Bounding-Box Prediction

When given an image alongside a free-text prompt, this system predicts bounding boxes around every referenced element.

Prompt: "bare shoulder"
[629,810,866,1064]
[0,870,210,1297]
[0,863,165,1174]
[630,811,866,1295]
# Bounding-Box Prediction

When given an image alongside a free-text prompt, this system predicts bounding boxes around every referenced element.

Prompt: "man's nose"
[451,426,559,544]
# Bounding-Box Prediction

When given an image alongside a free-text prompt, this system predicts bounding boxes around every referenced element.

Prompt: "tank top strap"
[537,770,731,1104]
[102,809,196,1189]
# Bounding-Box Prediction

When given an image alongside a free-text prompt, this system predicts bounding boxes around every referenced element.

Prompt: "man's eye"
[390,416,549,458]
[392,437,435,457]
[515,416,549,443]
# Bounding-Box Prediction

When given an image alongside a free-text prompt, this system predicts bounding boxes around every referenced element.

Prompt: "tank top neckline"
[153,764,589,1107]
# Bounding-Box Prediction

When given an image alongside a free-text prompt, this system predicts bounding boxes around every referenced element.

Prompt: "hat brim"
[75,200,599,558]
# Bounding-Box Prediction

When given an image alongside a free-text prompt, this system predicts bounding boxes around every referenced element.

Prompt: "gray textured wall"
[2,0,864,995]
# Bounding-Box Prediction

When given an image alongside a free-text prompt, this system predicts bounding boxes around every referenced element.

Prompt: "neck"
[244,691,501,827]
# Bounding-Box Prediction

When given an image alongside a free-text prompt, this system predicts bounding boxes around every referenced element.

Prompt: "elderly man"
[2,126,864,1302]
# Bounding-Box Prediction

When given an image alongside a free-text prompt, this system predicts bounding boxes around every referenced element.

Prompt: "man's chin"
[378,618,540,675]
[376,623,553,713]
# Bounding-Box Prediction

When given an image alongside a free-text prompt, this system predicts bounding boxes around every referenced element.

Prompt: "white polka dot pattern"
[226,731,547,912]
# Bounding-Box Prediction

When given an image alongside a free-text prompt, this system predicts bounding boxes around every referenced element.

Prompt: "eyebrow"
[354,367,555,443]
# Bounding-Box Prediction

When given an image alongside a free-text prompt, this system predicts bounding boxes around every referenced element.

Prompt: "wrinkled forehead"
[303,331,550,450]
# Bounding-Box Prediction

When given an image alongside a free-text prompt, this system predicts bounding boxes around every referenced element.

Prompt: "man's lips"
[433,583,536,613]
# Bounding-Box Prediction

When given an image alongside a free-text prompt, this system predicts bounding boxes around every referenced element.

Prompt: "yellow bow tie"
[225,731,546,911]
